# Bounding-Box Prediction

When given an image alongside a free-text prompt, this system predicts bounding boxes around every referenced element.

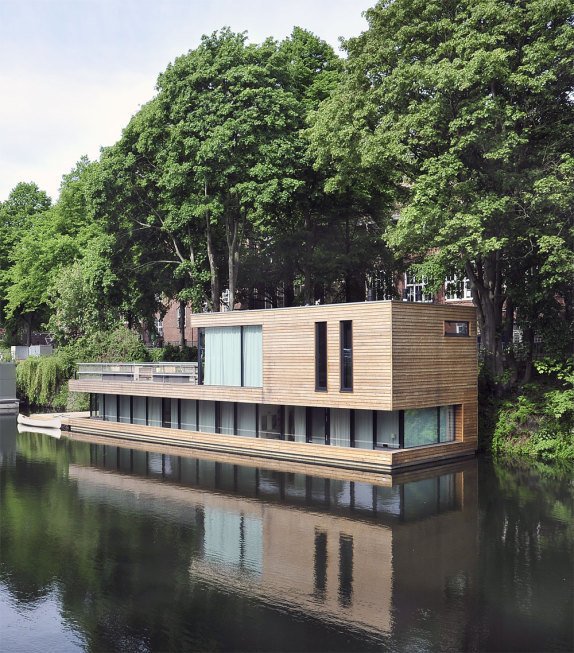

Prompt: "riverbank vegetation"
[1,1,572,458]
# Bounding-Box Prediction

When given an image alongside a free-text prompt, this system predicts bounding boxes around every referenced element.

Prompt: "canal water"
[0,415,572,652]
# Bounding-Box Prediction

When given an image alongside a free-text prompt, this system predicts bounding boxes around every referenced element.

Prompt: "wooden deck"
[62,416,476,474]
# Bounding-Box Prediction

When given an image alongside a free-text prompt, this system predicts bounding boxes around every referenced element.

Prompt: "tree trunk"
[284,279,295,307]
[303,214,314,304]
[205,213,220,312]
[226,210,241,311]
[521,324,534,384]
[465,256,506,385]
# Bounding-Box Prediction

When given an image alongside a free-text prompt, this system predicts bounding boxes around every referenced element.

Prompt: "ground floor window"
[94,394,458,450]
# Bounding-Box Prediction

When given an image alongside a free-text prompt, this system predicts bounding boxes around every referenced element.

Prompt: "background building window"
[404,270,433,302]
[444,274,472,301]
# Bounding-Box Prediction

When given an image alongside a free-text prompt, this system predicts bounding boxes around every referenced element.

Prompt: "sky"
[0,0,374,202]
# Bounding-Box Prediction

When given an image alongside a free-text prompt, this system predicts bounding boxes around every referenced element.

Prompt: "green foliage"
[16,354,74,409]
[62,326,150,364]
[0,182,52,333]
[489,373,574,462]
[148,344,198,363]
[16,326,149,410]
[312,0,574,376]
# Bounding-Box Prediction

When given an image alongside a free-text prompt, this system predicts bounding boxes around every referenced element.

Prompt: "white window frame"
[444,274,472,301]
[404,271,433,303]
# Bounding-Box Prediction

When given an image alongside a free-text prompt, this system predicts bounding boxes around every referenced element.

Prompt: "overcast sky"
[0,0,374,202]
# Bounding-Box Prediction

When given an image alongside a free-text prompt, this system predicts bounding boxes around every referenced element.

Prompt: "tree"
[0,182,52,339]
[155,29,309,310]
[2,160,127,344]
[314,0,574,380]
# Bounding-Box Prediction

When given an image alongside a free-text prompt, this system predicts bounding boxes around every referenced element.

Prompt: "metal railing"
[77,362,198,384]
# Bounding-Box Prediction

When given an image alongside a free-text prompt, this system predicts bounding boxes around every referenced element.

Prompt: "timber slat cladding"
[73,301,476,412]
[63,417,476,472]
[391,302,477,410]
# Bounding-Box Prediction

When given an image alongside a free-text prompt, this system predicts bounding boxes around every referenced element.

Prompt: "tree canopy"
[311,0,574,378]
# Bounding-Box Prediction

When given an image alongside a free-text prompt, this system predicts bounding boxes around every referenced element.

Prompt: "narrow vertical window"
[340,320,353,391]
[197,328,205,385]
[315,322,327,391]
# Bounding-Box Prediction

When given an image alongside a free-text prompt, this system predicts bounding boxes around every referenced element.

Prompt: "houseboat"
[66,301,478,472]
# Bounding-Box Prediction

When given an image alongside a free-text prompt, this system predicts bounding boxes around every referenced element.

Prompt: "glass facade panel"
[242,325,262,387]
[171,399,179,429]
[237,403,257,438]
[354,410,373,449]
[132,396,146,426]
[220,401,235,436]
[310,407,327,444]
[330,408,350,447]
[180,399,197,431]
[202,325,262,388]
[103,394,117,422]
[404,407,438,447]
[440,405,456,442]
[259,404,281,439]
[204,326,241,386]
[199,400,216,433]
[285,406,306,442]
[376,410,400,448]
[119,395,131,424]
[148,397,161,427]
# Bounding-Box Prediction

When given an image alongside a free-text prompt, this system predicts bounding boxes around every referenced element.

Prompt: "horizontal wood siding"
[195,302,394,410]
[391,303,477,411]
[461,401,478,448]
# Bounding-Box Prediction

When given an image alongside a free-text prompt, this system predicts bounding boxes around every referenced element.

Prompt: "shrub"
[16,354,74,410]
[62,325,150,363]
[148,344,198,362]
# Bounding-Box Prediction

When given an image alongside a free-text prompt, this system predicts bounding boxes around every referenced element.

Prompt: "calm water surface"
[0,415,572,652]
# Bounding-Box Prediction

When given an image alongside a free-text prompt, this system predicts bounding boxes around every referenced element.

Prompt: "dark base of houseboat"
[62,416,477,474]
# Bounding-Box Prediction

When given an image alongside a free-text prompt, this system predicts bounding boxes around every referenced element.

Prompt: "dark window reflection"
[338,534,353,608]
[314,530,328,600]
[84,442,460,524]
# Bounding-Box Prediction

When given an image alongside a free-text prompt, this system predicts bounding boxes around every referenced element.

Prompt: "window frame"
[315,321,328,392]
[340,320,353,392]
[444,320,470,337]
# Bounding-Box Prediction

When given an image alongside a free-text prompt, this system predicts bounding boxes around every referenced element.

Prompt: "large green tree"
[2,160,127,344]
[312,0,574,379]
[0,182,52,341]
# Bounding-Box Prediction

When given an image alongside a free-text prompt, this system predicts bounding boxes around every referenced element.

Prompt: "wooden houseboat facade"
[66,301,478,472]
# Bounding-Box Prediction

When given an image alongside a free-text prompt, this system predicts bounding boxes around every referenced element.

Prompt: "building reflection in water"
[68,440,477,639]
[0,415,18,466]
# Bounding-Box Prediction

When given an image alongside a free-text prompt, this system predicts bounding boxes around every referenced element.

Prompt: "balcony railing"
[77,362,198,384]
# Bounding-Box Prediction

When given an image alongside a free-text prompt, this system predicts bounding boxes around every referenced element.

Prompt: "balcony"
[77,362,198,385]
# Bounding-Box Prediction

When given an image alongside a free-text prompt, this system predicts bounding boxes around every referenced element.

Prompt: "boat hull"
[17,413,62,430]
